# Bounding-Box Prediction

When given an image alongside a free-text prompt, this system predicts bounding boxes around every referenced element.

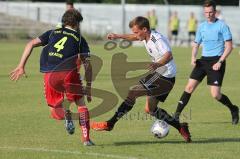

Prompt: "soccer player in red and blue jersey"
[10,9,94,146]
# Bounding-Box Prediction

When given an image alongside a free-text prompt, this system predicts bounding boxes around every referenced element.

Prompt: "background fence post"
[36,7,40,21]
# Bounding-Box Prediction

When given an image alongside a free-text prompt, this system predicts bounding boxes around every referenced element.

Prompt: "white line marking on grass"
[0,146,139,159]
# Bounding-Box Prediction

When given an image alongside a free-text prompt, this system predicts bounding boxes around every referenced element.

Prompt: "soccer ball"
[151,120,170,138]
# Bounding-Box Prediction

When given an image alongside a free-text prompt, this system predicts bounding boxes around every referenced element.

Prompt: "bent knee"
[211,92,221,100]
[185,85,195,93]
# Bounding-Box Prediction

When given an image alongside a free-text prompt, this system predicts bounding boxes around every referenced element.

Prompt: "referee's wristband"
[218,60,224,64]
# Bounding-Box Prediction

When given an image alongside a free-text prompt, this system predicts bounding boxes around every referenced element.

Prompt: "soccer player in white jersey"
[91,16,191,142]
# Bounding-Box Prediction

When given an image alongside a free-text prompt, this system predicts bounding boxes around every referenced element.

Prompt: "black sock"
[107,99,134,126]
[153,108,181,130]
[218,94,235,111]
[175,91,191,117]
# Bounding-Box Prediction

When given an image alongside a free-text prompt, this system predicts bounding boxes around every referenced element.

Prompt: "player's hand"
[107,33,118,40]
[85,86,92,103]
[212,62,221,71]
[9,66,27,81]
[191,58,197,67]
[148,63,160,72]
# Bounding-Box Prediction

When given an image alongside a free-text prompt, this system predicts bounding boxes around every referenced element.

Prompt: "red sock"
[145,97,150,114]
[50,107,65,120]
[78,106,90,142]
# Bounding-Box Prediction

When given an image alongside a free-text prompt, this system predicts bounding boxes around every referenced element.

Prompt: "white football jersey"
[143,30,177,78]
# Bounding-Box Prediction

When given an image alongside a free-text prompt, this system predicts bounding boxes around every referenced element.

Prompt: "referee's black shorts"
[171,30,178,36]
[188,31,196,36]
[139,72,175,102]
[190,56,226,86]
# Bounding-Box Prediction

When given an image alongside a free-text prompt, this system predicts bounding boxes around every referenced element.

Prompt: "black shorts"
[172,30,178,36]
[139,72,175,102]
[190,56,225,86]
[188,31,196,36]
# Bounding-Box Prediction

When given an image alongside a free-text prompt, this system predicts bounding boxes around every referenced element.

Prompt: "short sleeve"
[38,30,53,46]
[79,36,90,57]
[221,23,232,41]
[155,38,171,54]
[194,27,202,44]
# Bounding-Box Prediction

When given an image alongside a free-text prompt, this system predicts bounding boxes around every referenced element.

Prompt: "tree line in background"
[5,0,240,6]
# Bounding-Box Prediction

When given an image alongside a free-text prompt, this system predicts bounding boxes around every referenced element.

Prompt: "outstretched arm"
[10,38,42,81]
[107,33,138,41]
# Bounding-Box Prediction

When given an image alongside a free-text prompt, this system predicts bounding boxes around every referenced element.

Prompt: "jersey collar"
[146,30,153,43]
[65,26,78,32]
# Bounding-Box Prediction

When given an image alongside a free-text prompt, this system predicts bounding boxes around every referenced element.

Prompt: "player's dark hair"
[203,0,216,11]
[66,0,74,6]
[62,9,83,28]
[129,16,150,31]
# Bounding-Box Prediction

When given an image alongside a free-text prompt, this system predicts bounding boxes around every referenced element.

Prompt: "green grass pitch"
[0,41,239,159]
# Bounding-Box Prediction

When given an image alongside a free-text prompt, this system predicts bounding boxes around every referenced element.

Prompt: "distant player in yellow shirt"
[187,12,198,46]
[148,9,158,31]
[169,11,180,46]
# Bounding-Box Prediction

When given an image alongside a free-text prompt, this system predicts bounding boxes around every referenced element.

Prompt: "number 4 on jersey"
[54,37,68,52]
